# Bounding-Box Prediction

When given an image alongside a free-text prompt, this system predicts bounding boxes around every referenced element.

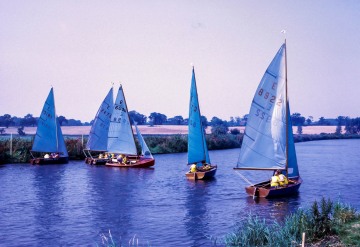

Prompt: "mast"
[120,84,137,155]
[284,40,289,178]
[192,66,206,162]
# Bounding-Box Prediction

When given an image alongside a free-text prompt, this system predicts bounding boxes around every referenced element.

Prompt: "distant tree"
[201,116,208,128]
[306,116,314,125]
[297,125,303,135]
[335,116,345,135]
[235,116,241,126]
[230,128,241,135]
[345,117,360,134]
[210,116,226,126]
[62,119,82,126]
[318,117,327,126]
[149,112,167,125]
[229,117,235,127]
[211,125,229,136]
[58,116,68,126]
[17,126,26,136]
[167,115,184,125]
[129,111,147,125]
[0,114,15,128]
[21,114,37,126]
[291,113,305,126]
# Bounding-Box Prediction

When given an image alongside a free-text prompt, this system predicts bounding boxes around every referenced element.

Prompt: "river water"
[0,139,359,246]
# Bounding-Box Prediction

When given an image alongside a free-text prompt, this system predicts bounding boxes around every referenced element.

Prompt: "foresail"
[32,88,61,153]
[56,117,68,156]
[188,68,207,164]
[86,88,114,151]
[107,86,137,155]
[134,123,153,159]
[287,104,299,177]
[237,44,287,170]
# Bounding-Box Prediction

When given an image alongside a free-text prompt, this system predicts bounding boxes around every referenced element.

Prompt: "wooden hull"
[30,157,69,165]
[186,166,217,180]
[85,157,109,165]
[105,157,155,168]
[245,177,302,198]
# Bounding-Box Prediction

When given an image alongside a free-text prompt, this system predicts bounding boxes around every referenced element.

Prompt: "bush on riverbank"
[223,198,360,247]
[1,133,359,163]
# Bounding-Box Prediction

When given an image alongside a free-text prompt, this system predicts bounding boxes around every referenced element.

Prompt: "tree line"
[1,112,360,135]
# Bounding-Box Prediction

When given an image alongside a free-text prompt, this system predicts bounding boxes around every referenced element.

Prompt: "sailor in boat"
[117,154,123,163]
[278,170,289,187]
[44,153,50,159]
[270,170,280,188]
[190,163,197,173]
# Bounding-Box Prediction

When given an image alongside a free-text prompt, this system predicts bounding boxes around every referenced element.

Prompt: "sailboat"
[105,85,155,168]
[30,87,69,164]
[84,87,114,165]
[234,42,302,198]
[186,67,217,180]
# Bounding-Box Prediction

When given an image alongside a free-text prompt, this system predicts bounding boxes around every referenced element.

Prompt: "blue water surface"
[0,139,359,246]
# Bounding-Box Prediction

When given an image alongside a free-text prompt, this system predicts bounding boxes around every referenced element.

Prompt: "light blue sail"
[237,43,299,177]
[188,67,210,165]
[86,88,114,151]
[107,86,137,155]
[32,88,68,157]
[134,122,153,159]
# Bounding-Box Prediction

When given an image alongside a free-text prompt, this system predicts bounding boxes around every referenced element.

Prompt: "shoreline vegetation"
[0,125,359,164]
[96,198,360,247]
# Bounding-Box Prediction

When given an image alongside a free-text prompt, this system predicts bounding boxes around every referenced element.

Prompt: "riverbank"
[0,125,344,135]
[0,127,359,163]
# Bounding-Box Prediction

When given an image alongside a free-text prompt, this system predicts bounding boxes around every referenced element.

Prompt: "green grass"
[223,198,359,247]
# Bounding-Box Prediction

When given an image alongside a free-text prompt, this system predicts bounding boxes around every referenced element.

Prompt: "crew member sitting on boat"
[117,154,123,163]
[278,170,289,186]
[190,163,197,173]
[270,170,280,188]
[99,153,104,159]
[44,153,50,159]
[122,155,129,165]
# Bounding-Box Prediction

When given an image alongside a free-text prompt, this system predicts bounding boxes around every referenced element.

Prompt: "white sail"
[107,86,137,155]
[134,122,153,159]
[237,44,287,170]
[86,87,114,151]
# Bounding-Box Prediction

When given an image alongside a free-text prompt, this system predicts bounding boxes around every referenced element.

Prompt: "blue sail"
[188,67,209,165]
[237,44,297,172]
[287,104,299,177]
[134,122,153,159]
[86,88,114,151]
[107,86,137,155]
[32,88,68,157]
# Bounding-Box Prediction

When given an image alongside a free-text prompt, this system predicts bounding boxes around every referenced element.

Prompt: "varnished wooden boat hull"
[85,157,109,165]
[30,157,69,165]
[186,166,217,180]
[245,177,302,198]
[105,157,155,168]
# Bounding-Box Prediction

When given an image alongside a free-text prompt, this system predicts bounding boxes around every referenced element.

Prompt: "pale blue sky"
[1,1,359,122]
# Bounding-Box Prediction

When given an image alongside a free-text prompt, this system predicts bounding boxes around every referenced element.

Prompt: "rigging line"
[234,171,254,186]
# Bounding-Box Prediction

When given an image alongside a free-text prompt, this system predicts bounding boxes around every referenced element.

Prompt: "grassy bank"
[223,198,360,247]
[0,133,359,164]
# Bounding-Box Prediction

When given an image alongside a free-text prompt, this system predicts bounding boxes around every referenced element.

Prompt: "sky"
[1,1,360,123]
